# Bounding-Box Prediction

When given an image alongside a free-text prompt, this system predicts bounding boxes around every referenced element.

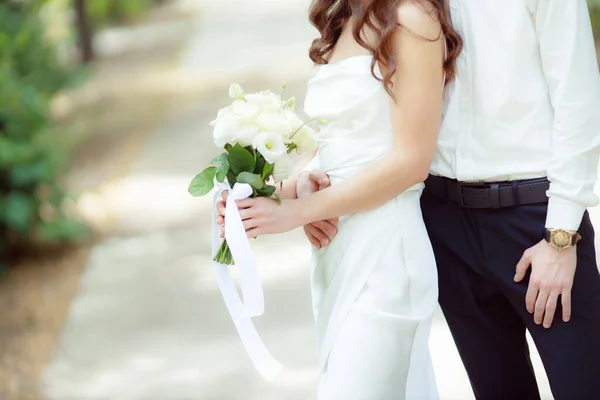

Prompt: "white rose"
[252,132,287,164]
[272,155,294,183]
[228,83,245,100]
[256,108,292,135]
[283,110,304,135]
[245,91,282,108]
[292,126,318,154]
[230,99,260,121]
[213,110,259,148]
[209,106,230,127]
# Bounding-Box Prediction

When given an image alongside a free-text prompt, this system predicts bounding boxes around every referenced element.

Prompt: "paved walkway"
[43,1,594,399]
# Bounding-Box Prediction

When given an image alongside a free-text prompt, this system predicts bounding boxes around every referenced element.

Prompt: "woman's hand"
[235,197,304,238]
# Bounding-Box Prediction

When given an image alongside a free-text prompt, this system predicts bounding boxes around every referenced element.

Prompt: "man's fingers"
[304,225,323,249]
[308,171,330,188]
[310,220,338,238]
[304,226,322,249]
[306,224,330,247]
[543,292,560,329]
[525,280,539,314]
[514,251,532,282]
[533,289,549,325]
[562,289,572,323]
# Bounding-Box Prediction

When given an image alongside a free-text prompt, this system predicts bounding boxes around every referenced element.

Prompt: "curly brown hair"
[308,0,462,97]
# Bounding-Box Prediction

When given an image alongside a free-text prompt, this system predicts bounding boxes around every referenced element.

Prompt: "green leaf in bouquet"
[226,170,237,186]
[210,153,228,166]
[228,143,255,174]
[257,184,276,197]
[262,161,274,179]
[216,164,229,183]
[237,172,264,190]
[286,143,298,154]
[188,167,217,197]
[254,156,265,176]
[273,193,282,204]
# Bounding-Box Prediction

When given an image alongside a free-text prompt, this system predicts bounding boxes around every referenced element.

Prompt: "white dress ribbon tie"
[212,182,282,381]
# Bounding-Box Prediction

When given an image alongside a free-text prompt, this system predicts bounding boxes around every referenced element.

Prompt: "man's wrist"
[544,228,582,251]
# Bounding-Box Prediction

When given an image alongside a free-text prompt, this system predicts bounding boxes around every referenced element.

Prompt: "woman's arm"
[275,150,319,200]
[237,5,445,236]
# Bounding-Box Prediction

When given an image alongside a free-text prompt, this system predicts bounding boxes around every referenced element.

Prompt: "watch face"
[553,230,571,248]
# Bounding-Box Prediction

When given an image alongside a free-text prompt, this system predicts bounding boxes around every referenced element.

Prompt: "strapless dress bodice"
[304,55,424,192]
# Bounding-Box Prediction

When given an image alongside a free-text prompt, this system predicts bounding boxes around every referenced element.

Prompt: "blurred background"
[0,0,599,399]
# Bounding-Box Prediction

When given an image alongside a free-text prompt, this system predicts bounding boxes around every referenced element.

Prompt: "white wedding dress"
[303,56,440,399]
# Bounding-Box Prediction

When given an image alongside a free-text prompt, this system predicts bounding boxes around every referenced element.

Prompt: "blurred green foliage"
[590,0,600,40]
[0,1,88,263]
[88,0,167,28]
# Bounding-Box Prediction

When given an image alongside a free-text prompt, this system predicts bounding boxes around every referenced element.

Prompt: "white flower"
[209,106,230,127]
[252,132,287,163]
[284,97,296,111]
[212,108,259,148]
[291,126,318,154]
[256,108,291,134]
[228,83,245,100]
[272,155,294,183]
[283,110,304,135]
[245,91,282,108]
[230,99,260,121]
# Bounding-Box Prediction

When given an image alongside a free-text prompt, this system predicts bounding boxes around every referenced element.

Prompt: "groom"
[302,0,600,398]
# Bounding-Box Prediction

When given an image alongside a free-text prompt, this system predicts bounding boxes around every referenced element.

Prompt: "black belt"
[424,175,549,208]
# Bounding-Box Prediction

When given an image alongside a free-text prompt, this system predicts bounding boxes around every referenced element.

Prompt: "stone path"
[43,1,596,399]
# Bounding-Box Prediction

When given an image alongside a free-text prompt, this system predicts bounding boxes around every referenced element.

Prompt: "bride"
[218,0,461,398]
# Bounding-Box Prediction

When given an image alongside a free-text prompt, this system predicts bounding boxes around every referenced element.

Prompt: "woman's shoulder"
[396,0,442,41]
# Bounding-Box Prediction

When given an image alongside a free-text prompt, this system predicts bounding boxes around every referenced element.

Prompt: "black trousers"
[421,192,600,400]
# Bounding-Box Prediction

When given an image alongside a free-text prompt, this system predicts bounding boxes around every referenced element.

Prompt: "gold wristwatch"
[544,228,582,251]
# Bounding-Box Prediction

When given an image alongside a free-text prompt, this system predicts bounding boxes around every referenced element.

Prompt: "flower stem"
[213,239,235,265]
[289,118,319,140]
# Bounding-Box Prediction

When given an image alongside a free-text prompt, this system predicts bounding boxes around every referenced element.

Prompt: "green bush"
[590,0,600,39]
[88,0,168,28]
[0,2,87,262]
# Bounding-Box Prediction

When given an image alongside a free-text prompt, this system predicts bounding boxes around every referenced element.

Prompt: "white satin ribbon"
[212,182,282,381]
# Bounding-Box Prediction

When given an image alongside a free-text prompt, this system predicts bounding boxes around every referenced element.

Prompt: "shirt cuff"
[545,197,586,231]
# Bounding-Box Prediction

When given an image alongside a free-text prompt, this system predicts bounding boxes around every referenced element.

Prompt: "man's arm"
[514,0,600,329]
[535,0,600,230]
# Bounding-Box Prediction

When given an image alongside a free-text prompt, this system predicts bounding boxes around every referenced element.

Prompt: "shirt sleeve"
[535,0,600,231]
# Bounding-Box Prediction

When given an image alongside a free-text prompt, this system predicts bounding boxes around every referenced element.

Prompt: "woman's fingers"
[242,218,260,231]
[236,198,255,209]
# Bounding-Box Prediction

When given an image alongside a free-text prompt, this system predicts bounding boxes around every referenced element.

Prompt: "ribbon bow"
[212,182,282,381]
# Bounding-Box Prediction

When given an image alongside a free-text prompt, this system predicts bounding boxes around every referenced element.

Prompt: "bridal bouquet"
[188,83,320,265]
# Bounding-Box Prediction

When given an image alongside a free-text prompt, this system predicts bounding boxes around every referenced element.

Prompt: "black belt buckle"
[456,181,486,208]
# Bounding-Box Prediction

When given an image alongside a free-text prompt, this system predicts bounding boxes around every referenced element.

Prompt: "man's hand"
[514,239,577,329]
[297,171,338,249]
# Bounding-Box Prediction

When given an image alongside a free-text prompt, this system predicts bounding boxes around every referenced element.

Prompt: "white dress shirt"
[433,0,600,230]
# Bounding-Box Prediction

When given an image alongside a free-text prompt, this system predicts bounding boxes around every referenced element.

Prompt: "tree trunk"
[73,0,93,63]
